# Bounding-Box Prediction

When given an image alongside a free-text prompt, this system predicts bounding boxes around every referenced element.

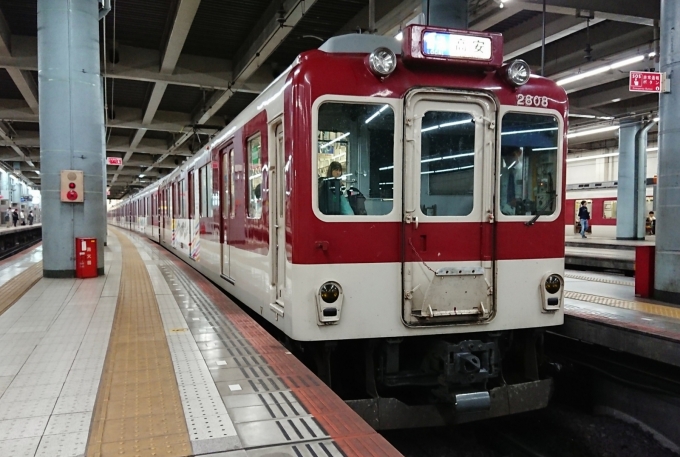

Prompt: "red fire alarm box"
[75,237,97,278]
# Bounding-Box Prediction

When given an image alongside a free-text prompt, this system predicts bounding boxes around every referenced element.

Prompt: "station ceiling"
[0,0,661,198]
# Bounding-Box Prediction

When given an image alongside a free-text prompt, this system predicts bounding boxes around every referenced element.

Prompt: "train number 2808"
[516,94,549,107]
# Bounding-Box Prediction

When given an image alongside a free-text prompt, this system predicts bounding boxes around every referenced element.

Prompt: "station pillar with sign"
[38,0,106,278]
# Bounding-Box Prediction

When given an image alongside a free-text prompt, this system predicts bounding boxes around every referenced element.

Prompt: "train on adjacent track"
[565,181,656,238]
[109,25,568,428]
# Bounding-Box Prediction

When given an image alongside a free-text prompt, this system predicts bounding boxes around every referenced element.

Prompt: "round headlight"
[320,282,340,303]
[368,47,397,77]
[545,275,562,294]
[505,59,531,86]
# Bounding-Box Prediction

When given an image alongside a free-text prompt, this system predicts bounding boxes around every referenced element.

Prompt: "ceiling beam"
[0,10,38,114]
[504,15,605,61]
[193,0,321,126]
[570,82,648,109]
[516,0,658,25]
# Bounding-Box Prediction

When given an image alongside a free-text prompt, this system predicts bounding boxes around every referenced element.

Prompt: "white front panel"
[287,258,563,341]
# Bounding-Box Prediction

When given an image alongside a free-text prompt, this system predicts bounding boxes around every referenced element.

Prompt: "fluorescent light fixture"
[654,117,660,122]
[422,118,472,133]
[566,146,657,163]
[501,127,558,135]
[569,114,615,120]
[567,125,618,139]
[395,31,403,41]
[139,174,145,178]
[379,151,475,171]
[365,105,390,124]
[320,132,350,149]
[566,152,619,163]
[249,173,262,180]
[421,164,474,175]
[533,147,558,151]
[610,55,645,69]
[557,54,645,86]
[611,98,621,103]
[649,51,657,58]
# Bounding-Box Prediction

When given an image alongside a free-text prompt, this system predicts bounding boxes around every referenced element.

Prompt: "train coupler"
[434,339,500,386]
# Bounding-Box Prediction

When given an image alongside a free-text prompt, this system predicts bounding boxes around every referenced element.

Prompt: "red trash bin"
[75,237,98,278]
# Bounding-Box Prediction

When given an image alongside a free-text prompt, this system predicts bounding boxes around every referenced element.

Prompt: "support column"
[38,0,106,277]
[616,121,647,240]
[656,0,680,303]
[422,0,467,29]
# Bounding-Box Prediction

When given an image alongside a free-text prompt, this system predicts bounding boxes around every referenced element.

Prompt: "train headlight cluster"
[320,283,340,303]
[316,281,344,325]
[503,59,531,86]
[367,47,397,77]
[540,273,564,312]
[544,275,562,294]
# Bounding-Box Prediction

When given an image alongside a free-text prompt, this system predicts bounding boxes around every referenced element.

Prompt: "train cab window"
[247,135,262,219]
[499,113,559,216]
[316,102,395,216]
[419,111,476,216]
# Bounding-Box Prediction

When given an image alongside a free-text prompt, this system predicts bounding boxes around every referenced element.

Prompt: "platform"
[565,235,655,274]
[0,229,401,457]
[557,269,680,368]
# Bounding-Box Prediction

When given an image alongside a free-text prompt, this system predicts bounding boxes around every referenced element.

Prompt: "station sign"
[106,157,123,166]
[629,71,666,93]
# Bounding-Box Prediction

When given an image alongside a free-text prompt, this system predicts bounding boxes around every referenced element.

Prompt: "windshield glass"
[499,113,559,216]
[316,102,395,216]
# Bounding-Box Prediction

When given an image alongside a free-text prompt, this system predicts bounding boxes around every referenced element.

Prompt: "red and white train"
[109,25,568,426]
[565,181,655,238]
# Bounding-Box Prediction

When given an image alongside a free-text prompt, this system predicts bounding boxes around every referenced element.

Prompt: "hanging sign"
[629,71,667,93]
[106,157,123,166]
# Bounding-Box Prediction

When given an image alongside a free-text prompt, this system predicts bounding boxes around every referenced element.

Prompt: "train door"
[221,146,233,279]
[269,121,285,314]
[402,92,496,326]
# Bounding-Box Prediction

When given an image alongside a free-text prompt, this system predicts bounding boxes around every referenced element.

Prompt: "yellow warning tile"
[86,228,191,457]
[0,261,42,317]
[565,291,680,319]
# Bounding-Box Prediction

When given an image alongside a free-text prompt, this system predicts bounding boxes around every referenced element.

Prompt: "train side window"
[419,111,476,216]
[316,102,395,216]
[499,113,559,216]
[247,135,263,219]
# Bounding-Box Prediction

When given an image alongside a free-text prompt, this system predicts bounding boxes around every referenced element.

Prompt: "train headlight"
[316,281,344,325]
[368,47,397,77]
[320,282,340,303]
[540,273,563,312]
[545,275,562,294]
[504,59,531,86]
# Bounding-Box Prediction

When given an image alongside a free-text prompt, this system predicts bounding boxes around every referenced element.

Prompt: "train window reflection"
[316,102,395,216]
[420,111,475,216]
[247,134,262,219]
[499,113,559,216]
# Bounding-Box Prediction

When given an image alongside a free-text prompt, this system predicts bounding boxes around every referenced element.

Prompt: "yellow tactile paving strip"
[0,261,42,317]
[86,228,192,457]
[564,272,635,287]
[565,291,680,319]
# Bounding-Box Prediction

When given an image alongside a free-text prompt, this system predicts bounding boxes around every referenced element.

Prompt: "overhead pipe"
[99,0,111,20]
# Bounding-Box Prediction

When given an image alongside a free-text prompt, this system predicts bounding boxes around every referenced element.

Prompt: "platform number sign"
[60,170,84,203]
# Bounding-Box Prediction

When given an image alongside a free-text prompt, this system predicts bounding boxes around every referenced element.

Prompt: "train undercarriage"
[296,329,554,430]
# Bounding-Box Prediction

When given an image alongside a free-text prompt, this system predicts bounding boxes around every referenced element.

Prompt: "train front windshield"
[499,113,559,217]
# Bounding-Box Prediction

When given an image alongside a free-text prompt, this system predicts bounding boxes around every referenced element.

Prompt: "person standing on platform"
[19,210,25,226]
[28,211,34,226]
[11,209,18,227]
[578,200,590,238]
[5,208,10,228]
[647,211,656,235]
